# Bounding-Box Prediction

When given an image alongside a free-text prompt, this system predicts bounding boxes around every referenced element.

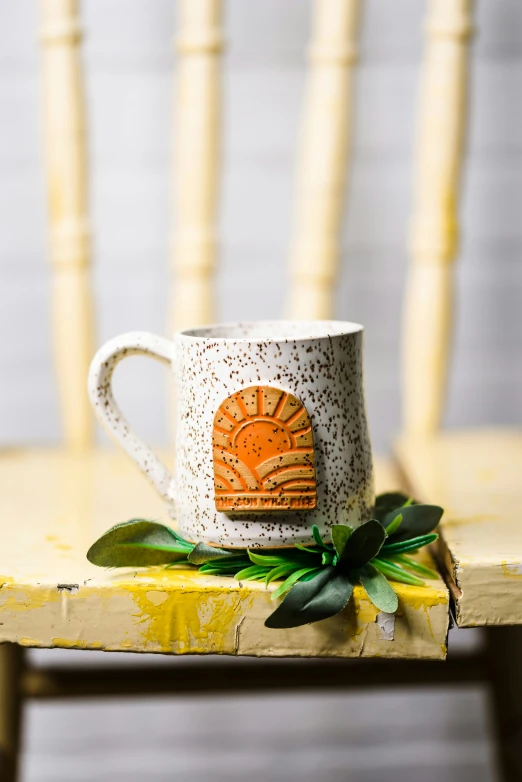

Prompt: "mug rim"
[176,319,364,343]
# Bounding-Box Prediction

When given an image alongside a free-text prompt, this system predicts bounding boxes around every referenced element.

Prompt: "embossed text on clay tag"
[213,386,317,512]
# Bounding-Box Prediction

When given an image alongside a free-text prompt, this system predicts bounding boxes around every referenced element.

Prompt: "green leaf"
[234,565,269,581]
[331,525,353,558]
[380,533,438,555]
[373,492,411,522]
[167,528,194,549]
[188,542,234,565]
[384,513,402,536]
[122,542,190,554]
[265,563,298,587]
[265,567,355,629]
[358,563,399,613]
[383,504,443,543]
[198,567,232,576]
[390,554,439,580]
[322,550,334,566]
[299,567,325,582]
[373,558,425,586]
[271,567,322,601]
[340,519,386,568]
[312,525,326,548]
[87,520,189,567]
[295,544,321,554]
[248,551,299,567]
[199,560,250,573]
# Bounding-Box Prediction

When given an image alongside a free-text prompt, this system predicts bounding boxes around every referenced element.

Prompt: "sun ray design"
[213,386,317,512]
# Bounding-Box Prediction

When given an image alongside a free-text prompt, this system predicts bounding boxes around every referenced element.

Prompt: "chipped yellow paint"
[502,561,522,580]
[0,584,61,614]
[145,591,169,607]
[356,579,447,655]
[51,638,103,650]
[19,637,41,647]
[420,600,446,656]
[349,594,379,637]
[0,448,449,658]
[129,577,251,654]
[397,429,522,627]
[395,582,448,611]
[352,594,379,626]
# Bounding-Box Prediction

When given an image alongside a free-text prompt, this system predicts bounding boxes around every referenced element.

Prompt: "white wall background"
[1,0,521,779]
[1,0,521,454]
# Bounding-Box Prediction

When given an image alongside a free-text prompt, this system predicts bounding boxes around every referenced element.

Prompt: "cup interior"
[178,319,363,342]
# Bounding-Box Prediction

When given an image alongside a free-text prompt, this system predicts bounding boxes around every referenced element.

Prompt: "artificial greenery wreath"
[87,492,443,629]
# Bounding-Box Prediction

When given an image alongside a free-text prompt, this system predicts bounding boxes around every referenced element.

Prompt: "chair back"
[39,0,473,449]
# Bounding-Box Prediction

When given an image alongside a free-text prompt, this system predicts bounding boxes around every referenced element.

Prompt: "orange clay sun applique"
[212,385,317,512]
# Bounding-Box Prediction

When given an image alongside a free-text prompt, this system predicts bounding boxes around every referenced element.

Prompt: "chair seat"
[396,428,522,628]
[0,448,448,659]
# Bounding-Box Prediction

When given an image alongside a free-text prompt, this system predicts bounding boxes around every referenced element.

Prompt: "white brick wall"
[1,2,520,778]
[1,0,521,452]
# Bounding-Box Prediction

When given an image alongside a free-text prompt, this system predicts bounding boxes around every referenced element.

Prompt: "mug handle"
[88,332,175,503]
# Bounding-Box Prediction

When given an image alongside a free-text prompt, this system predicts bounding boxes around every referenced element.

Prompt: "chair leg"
[0,644,24,782]
[485,625,522,781]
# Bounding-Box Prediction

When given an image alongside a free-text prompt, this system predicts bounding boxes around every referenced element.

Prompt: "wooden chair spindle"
[286,0,361,320]
[170,0,223,333]
[40,0,94,449]
[403,0,474,435]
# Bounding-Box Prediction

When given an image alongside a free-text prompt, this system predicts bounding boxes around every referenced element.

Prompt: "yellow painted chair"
[1,1,521,780]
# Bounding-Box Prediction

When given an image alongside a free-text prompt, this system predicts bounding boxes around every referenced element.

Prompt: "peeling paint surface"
[376,612,395,641]
[396,429,522,627]
[0,449,449,658]
[502,561,522,578]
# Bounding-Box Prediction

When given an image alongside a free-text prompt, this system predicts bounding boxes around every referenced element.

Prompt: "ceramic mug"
[88,320,374,548]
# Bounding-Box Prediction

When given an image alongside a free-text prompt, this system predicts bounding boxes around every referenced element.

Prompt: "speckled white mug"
[88,320,374,548]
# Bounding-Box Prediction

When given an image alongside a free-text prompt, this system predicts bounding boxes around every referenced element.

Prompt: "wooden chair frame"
[1,1,520,780]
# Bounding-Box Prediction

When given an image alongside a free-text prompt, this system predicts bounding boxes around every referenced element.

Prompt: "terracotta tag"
[213,386,317,512]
